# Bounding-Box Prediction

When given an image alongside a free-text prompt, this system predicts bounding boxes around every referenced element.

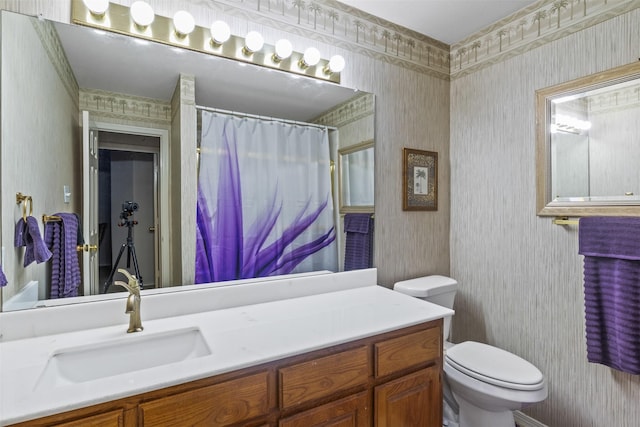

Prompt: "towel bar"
[553,216,579,226]
[42,214,62,223]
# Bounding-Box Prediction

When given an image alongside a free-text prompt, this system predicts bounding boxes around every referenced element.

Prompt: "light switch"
[63,185,71,204]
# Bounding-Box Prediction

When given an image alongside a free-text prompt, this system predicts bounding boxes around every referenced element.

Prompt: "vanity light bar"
[71,0,341,84]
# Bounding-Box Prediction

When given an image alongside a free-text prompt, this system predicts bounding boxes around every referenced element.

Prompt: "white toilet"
[394,276,548,427]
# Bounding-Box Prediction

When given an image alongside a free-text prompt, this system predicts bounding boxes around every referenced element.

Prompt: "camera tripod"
[102,216,144,294]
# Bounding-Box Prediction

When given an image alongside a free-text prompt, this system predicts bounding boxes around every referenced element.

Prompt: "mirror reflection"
[1,10,374,311]
[338,141,375,213]
[536,61,640,216]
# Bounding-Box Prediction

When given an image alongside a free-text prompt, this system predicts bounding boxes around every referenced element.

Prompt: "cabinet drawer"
[279,391,370,427]
[375,327,440,378]
[139,371,271,426]
[53,409,124,427]
[279,346,369,409]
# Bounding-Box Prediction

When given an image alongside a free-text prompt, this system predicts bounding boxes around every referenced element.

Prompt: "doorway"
[98,132,159,292]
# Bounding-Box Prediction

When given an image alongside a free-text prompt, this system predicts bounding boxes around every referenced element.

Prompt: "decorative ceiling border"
[79,88,171,125]
[32,17,79,106]
[200,0,639,81]
[312,91,374,127]
[450,0,640,80]
[192,0,451,80]
[588,82,640,114]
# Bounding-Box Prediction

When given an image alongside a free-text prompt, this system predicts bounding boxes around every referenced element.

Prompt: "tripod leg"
[128,243,144,288]
[126,244,132,268]
[102,242,128,293]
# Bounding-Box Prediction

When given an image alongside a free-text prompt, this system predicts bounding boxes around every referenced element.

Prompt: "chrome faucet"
[114,268,143,333]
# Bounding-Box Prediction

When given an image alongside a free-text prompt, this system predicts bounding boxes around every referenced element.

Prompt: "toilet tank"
[393,275,458,341]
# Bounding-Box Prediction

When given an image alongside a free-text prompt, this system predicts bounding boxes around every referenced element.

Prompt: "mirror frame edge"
[535,60,640,217]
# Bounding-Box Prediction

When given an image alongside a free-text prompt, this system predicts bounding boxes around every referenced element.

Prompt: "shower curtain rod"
[195,105,337,131]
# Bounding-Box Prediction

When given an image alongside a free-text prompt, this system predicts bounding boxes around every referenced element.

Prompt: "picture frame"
[402,148,438,211]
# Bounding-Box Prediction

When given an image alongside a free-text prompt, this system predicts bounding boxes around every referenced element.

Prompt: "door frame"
[91,121,170,287]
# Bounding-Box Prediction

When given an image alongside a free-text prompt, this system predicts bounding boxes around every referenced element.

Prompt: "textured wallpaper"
[1,13,79,304]
[450,8,640,426]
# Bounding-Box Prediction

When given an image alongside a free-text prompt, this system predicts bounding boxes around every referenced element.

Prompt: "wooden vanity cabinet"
[11,320,442,427]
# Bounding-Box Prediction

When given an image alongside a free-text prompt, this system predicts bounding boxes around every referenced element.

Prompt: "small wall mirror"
[338,140,374,213]
[536,61,640,217]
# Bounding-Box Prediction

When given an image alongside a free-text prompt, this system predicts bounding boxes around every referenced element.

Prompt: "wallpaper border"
[203,0,639,81]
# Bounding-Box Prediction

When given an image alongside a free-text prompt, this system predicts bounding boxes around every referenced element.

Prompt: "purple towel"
[578,216,640,374]
[14,216,52,267]
[44,213,81,298]
[0,264,7,287]
[344,213,373,271]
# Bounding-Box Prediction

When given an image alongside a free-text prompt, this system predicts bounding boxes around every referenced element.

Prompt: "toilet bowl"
[393,276,548,427]
[444,341,547,427]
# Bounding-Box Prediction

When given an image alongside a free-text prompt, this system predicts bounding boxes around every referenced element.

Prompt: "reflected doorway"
[98,132,159,292]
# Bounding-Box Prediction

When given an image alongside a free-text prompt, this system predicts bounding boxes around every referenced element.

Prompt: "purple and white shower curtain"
[195,111,338,284]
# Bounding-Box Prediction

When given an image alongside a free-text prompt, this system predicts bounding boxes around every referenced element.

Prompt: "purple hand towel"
[578,216,640,374]
[344,213,374,271]
[15,216,52,267]
[44,213,81,298]
[0,264,7,287]
[14,218,26,247]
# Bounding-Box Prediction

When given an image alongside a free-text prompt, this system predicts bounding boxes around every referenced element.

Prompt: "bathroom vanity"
[0,269,453,426]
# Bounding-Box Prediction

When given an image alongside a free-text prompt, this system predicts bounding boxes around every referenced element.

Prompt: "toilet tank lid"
[393,275,458,297]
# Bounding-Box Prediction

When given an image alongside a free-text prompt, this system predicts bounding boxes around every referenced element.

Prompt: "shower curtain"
[195,111,338,284]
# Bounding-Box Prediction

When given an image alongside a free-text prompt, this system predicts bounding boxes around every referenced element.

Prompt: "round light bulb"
[302,47,321,67]
[210,20,231,44]
[173,10,195,36]
[244,31,264,53]
[83,0,109,15]
[130,1,155,27]
[274,39,293,60]
[328,55,345,73]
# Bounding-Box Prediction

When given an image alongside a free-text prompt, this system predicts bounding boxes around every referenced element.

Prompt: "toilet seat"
[445,341,544,391]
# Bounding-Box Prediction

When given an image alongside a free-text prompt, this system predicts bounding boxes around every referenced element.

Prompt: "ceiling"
[53,21,359,122]
[338,0,538,45]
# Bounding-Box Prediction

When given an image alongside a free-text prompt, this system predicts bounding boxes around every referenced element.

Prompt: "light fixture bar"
[71,0,340,83]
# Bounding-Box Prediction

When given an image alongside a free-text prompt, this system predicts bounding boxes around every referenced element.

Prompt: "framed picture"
[402,148,438,211]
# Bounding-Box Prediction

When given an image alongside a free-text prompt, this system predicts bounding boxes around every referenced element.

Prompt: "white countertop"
[0,278,453,425]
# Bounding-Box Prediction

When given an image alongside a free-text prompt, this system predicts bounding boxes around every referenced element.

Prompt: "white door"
[82,111,99,295]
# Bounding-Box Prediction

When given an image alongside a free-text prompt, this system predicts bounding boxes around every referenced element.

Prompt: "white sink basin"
[35,327,211,390]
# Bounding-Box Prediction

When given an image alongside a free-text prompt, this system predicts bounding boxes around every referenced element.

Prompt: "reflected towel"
[344,213,373,271]
[44,213,81,298]
[0,264,7,287]
[14,216,52,267]
[578,216,640,374]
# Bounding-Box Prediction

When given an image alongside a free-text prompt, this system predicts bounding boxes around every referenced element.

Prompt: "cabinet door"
[279,391,370,427]
[374,367,441,427]
[138,371,271,426]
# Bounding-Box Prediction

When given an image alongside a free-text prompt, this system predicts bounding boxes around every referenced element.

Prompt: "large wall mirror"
[536,61,640,217]
[0,9,374,311]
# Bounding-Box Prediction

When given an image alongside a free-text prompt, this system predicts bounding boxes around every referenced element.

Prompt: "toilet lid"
[445,341,544,391]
